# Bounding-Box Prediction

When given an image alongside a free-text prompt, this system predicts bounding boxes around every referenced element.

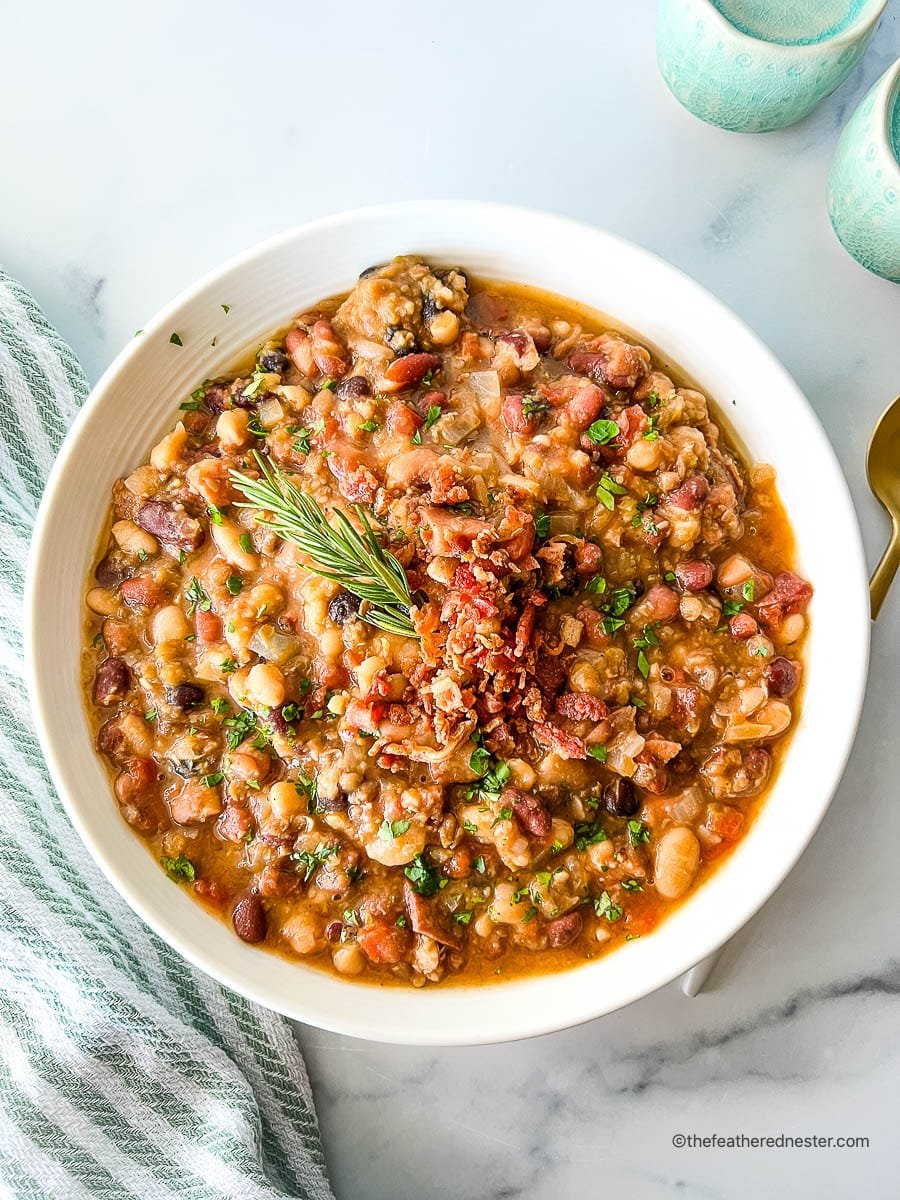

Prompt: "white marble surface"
[4,2,900,1196]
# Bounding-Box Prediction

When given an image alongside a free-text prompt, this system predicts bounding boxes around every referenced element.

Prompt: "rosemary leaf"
[230,452,418,639]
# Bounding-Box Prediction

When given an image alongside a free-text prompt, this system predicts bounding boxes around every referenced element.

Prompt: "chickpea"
[150,423,188,472]
[267,780,306,819]
[246,662,286,708]
[281,912,324,955]
[111,520,158,559]
[332,943,364,976]
[355,655,386,696]
[626,437,664,473]
[216,408,252,450]
[212,519,259,571]
[243,582,284,618]
[489,881,528,925]
[227,666,252,706]
[85,587,120,616]
[654,827,701,900]
[365,819,426,866]
[777,613,806,645]
[151,604,190,645]
[318,627,344,660]
[428,310,460,345]
[549,817,574,851]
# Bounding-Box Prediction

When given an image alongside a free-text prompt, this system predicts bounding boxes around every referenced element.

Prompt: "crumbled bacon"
[555,692,608,721]
[533,721,588,760]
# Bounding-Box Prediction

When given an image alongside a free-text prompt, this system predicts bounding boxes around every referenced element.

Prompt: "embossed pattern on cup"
[657,0,889,132]
[827,59,900,282]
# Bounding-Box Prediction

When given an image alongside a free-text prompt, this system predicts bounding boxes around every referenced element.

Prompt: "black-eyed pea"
[86,587,120,617]
[216,408,251,449]
[246,662,285,708]
[654,827,701,900]
[212,519,259,571]
[149,422,189,472]
[111,520,159,558]
[151,604,191,645]
[332,942,365,975]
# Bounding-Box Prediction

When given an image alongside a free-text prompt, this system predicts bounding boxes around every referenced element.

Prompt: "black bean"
[603,778,640,818]
[232,893,267,943]
[328,591,362,625]
[335,375,371,401]
[258,350,288,374]
[136,501,204,551]
[166,682,205,710]
[93,657,131,706]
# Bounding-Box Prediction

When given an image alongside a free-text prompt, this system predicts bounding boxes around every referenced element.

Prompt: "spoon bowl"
[866,394,900,618]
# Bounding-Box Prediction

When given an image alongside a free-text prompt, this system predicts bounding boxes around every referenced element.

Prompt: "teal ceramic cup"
[827,59,900,282]
[657,0,889,132]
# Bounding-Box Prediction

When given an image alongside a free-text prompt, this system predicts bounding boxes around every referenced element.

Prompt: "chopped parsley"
[521,395,549,418]
[185,577,211,614]
[202,771,224,787]
[595,891,623,922]
[627,819,651,845]
[473,855,486,875]
[221,303,231,314]
[220,657,238,674]
[207,505,224,526]
[588,744,608,763]
[169,332,183,347]
[404,854,445,897]
[359,419,379,433]
[161,854,195,883]
[585,575,607,595]
[412,404,442,444]
[454,910,474,925]
[226,574,243,596]
[291,842,338,882]
[586,418,621,446]
[291,417,324,456]
[466,748,510,798]
[596,472,628,511]
[378,818,411,841]
[621,879,643,892]
[238,532,254,555]
[741,579,756,603]
[521,906,539,924]
[642,415,660,441]
[224,708,256,749]
[211,697,230,715]
[534,510,550,541]
[574,819,608,851]
[722,599,743,618]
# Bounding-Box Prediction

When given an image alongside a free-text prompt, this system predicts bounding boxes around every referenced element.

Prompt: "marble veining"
[1,2,899,1197]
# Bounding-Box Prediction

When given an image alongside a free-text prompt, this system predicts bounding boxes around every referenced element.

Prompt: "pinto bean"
[632,584,679,623]
[114,758,168,833]
[764,657,801,698]
[729,611,758,639]
[335,375,370,401]
[232,893,268,943]
[502,394,536,434]
[136,500,204,551]
[503,787,552,837]
[92,657,131,706]
[674,560,713,592]
[119,575,168,611]
[547,910,583,947]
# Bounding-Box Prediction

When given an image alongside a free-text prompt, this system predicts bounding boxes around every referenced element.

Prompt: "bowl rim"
[677,0,889,53]
[25,200,871,1044]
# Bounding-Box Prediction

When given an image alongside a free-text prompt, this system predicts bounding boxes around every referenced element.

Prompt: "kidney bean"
[232,893,267,943]
[674,560,713,591]
[664,475,709,511]
[136,501,204,551]
[547,910,583,948]
[114,758,167,833]
[383,352,441,388]
[502,394,535,434]
[603,778,640,818]
[166,682,205,710]
[311,319,349,378]
[729,611,758,639]
[764,656,801,698]
[95,554,130,587]
[92,657,131,706]
[325,921,343,943]
[119,575,168,611]
[503,787,552,837]
[335,375,370,401]
[195,610,222,643]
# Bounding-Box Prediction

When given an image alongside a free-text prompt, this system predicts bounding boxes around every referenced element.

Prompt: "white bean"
[212,519,259,571]
[151,604,190,644]
[246,662,286,708]
[111,520,158,558]
[655,827,700,900]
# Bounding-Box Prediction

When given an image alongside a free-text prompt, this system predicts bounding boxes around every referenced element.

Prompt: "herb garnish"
[185,577,211,614]
[404,854,446,897]
[161,854,195,883]
[594,890,623,922]
[586,419,621,446]
[291,842,338,882]
[596,472,628,511]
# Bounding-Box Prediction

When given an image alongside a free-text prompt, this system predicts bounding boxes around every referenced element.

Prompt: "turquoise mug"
[657,0,890,133]
[827,59,900,282]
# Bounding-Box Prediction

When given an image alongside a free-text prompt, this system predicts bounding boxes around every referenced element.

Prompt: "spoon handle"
[870,519,900,620]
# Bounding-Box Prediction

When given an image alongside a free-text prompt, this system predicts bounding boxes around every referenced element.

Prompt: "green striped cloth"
[0,271,335,1200]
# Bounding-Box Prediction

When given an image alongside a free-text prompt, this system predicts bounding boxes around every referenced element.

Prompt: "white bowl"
[25,202,870,1045]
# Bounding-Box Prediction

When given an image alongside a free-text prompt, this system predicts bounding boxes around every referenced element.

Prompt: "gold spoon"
[867,395,900,619]
[683,395,900,997]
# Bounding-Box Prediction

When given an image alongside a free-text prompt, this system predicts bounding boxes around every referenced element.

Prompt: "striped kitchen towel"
[0,270,335,1200]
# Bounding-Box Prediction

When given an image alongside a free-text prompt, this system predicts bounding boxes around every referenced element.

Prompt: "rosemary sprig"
[230,451,418,638]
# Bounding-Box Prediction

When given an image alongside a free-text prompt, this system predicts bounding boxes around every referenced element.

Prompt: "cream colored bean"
[507,758,536,791]
[777,613,806,645]
[654,827,701,900]
[150,422,188,472]
[85,587,119,616]
[365,819,426,866]
[246,662,286,708]
[227,666,252,706]
[116,712,155,756]
[332,943,364,976]
[328,692,348,716]
[428,310,460,345]
[746,634,774,659]
[244,582,284,618]
[111,520,158,558]
[212,519,259,571]
[151,604,190,644]
[626,437,664,472]
[549,817,574,851]
[216,408,251,449]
